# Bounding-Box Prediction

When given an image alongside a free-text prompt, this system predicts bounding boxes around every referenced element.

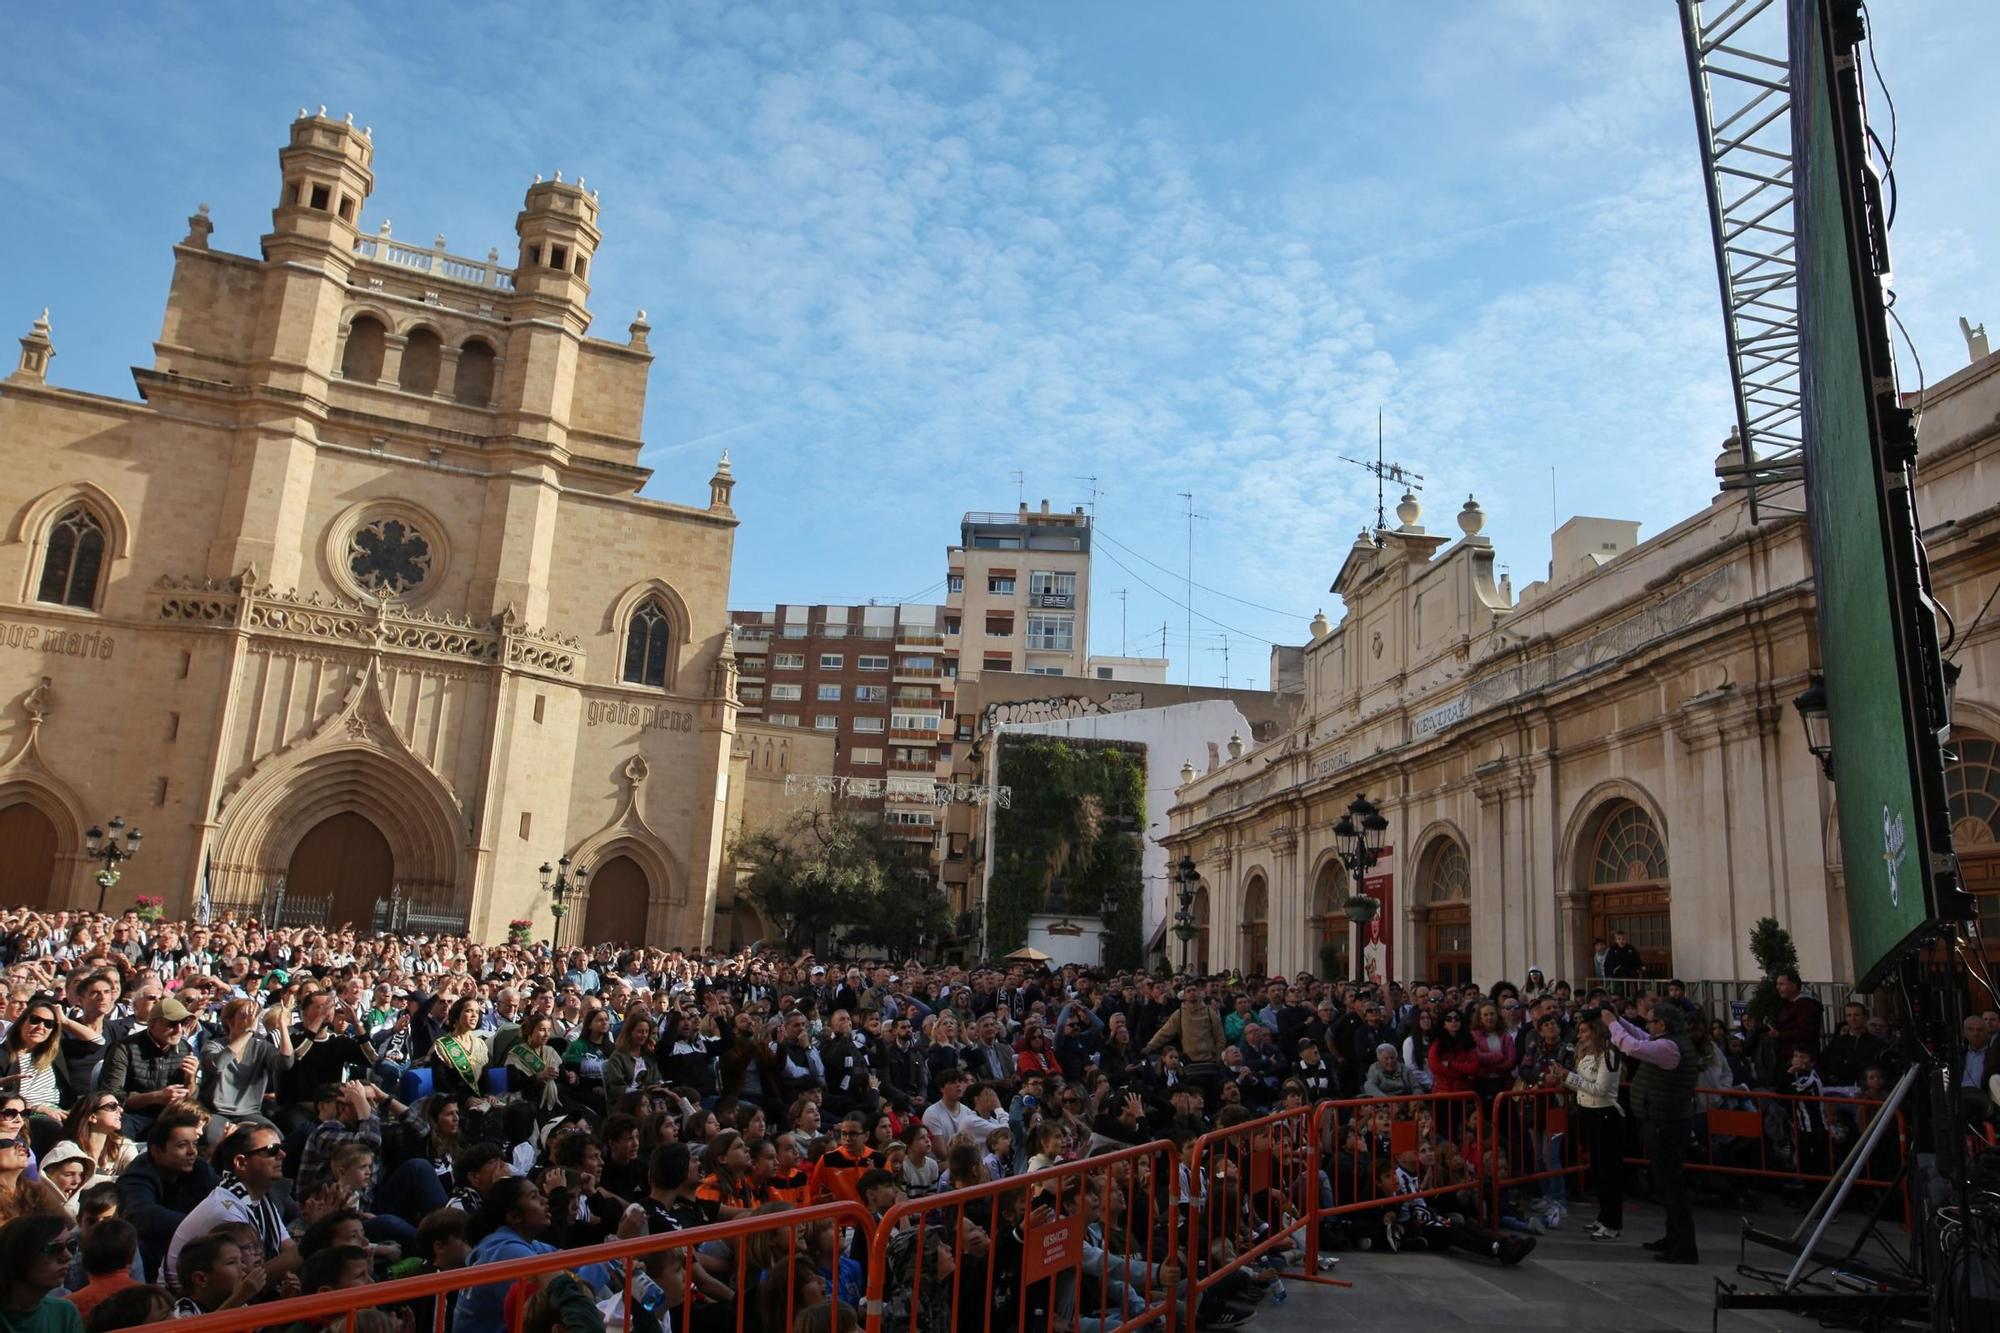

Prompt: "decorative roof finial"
[12,308,55,384]
[1457,494,1485,538]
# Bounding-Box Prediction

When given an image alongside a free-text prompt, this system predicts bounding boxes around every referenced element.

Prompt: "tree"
[729,808,883,954]
[729,809,949,959]
[1745,916,1801,1026]
[845,844,951,961]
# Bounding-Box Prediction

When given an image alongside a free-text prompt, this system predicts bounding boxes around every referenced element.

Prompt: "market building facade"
[1165,343,2000,987]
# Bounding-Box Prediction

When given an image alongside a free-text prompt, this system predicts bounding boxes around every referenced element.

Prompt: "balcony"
[896,632,944,648]
[889,758,935,773]
[737,658,766,677]
[891,728,939,744]
[893,664,943,682]
[891,691,936,706]
[1028,592,1075,610]
[353,230,517,290]
[732,626,775,643]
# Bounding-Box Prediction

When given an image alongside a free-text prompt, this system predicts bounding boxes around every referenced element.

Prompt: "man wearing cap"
[101,994,200,1139]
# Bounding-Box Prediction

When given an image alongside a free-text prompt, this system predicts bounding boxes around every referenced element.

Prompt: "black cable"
[1859,3,1898,170]
[1095,529,1312,621]
[1088,543,1285,648]
[1948,578,2000,666]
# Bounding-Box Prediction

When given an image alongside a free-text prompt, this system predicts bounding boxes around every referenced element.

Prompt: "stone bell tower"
[199,109,376,586]
[491,174,601,454]
[253,108,376,400]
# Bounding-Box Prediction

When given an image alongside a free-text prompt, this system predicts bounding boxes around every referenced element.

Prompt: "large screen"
[1791,0,1960,984]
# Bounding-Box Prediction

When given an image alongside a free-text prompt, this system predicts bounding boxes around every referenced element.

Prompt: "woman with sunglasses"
[0,997,70,1121]
[1426,1007,1482,1145]
[59,1094,137,1188]
[0,1096,67,1224]
[0,1211,81,1333]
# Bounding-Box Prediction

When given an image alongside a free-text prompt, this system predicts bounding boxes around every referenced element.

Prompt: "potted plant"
[507,918,534,946]
[131,894,165,924]
[1341,893,1380,924]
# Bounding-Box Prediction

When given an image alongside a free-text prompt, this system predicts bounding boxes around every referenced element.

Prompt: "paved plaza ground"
[1262,1200,1906,1332]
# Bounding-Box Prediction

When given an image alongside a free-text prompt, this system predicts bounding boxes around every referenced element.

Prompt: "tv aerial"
[1339,410,1423,535]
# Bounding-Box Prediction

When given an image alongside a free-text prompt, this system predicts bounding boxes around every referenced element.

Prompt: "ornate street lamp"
[1172,854,1200,976]
[539,854,587,950]
[1332,793,1389,980]
[85,816,142,914]
[1792,676,1833,780]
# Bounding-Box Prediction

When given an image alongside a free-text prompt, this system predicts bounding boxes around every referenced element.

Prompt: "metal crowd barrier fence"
[860,1137,1183,1333]
[1310,1092,1487,1225]
[1478,1085,1911,1228]
[1657,1086,1911,1222]
[1181,1103,1353,1319]
[1584,977,1855,1038]
[163,1198,878,1333]
[1485,1085,1590,1222]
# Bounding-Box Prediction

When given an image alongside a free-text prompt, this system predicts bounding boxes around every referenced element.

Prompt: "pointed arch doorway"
[286,812,393,930]
[0,803,58,909]
[581,855,651,948]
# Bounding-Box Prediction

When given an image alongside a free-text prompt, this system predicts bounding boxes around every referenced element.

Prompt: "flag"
[196,850,213,927]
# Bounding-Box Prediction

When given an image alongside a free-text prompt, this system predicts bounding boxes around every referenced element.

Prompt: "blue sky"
[4,1,1993,686]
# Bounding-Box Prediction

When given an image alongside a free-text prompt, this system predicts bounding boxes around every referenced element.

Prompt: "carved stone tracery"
[148,574,582,678]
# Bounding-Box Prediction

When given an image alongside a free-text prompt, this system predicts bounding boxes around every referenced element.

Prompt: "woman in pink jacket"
[1469,1000,1518,1111]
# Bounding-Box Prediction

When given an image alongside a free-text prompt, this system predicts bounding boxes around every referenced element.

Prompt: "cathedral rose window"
[349,516,433,597]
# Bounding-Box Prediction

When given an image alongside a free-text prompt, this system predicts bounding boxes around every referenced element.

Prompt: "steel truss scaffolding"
[1680,0,1806,521]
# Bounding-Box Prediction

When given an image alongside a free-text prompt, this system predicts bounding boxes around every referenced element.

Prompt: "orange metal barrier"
[1179,1104,1354,1324]
[1666,1087,1909,1199]
[1485,1085,1588,1222]
[859,1137,1184,1333]
[164,1198,877,1333]
[1311,1092,1485,1225]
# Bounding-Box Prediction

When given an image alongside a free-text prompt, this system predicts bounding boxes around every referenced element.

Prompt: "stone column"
[1671,705,1735,979]
[1268,820,1301,976]
[1473,771,1511,982]
[378,333,407,389]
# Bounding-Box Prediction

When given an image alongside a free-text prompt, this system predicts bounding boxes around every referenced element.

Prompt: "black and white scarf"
[219,1171,287,1262]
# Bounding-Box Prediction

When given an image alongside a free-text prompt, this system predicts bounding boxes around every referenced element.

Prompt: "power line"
[1090,541,1285,647]
[1095,528,1312,621]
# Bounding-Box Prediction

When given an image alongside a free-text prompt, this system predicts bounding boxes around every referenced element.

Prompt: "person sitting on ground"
[112,1109,211,1282]
[81,1284,170,1333]
[62,1218,140,1320]
[170,1229,265,1318]
[0,1212,83,1333]
[1361,1043,1418,1099]
[163,1122,304,1292]
[60,1095,138,1192]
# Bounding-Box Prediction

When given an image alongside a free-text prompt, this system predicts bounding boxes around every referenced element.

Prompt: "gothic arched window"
[623,600,672,688]
[37,507,106,609]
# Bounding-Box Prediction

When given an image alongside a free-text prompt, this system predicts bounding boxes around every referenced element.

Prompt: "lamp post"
[539,854,587,951]
[85,816,142,915]
[1172,854,1200,976]
[1331,793,1389,981]
[1792,676,1834,779]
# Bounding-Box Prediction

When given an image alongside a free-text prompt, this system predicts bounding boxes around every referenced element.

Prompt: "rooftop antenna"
[1206,633,1231,689]
[1074,475,1105,519]
[1339,409,1423,537]
[1116,588,1128,656]
[1176,492,1206,686]
[1010,469,1025,506]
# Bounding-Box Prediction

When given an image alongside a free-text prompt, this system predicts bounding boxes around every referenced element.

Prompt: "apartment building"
[729,602,947,853]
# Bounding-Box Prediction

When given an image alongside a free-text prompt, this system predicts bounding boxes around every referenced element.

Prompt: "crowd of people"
[0,906,1928,1333]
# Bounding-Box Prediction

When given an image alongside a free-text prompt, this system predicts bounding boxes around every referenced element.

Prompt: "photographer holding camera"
[1606,998,1701,1263]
